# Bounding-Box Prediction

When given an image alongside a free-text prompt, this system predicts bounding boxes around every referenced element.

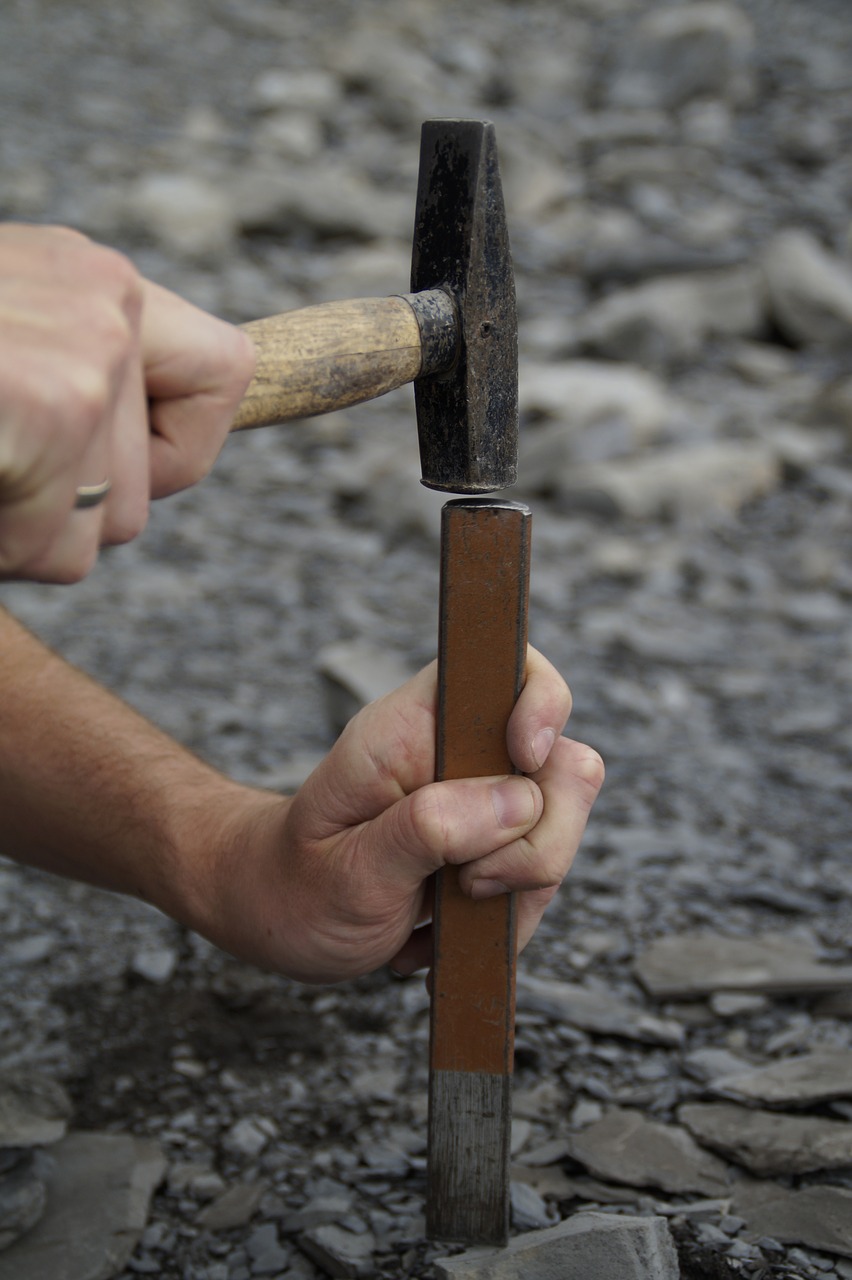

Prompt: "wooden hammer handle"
[233,294,436,431]
[428,498,531,1246]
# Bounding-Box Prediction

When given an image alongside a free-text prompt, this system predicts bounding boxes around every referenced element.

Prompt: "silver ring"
[74,480,112,510]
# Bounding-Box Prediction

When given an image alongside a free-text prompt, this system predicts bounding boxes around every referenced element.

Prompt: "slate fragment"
[298,1223,376,1278]
[680,1102,852,1175]
[510,1180,555,1231]
[0,1131,165,1280]
[712,1050,852,1106]
[563,1108,732,1196]
[735,1180,852,1259]
[196,1181,267,1231]
[0,1152,47,1251]
[0,1072,73,1149]
[517,971,684,1046]
[434,1212,679,1280]
[634,933,852,1000]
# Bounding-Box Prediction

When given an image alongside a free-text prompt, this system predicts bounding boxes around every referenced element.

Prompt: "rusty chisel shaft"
[427,498,532,1245]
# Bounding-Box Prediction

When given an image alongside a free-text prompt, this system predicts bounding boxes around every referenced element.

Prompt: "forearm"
[0,606,279,930]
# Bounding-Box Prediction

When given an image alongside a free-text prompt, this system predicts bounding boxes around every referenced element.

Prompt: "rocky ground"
[2,0,852,1276]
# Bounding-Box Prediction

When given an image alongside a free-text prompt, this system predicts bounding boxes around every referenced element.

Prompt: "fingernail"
[491,777,535,829]
[532,727,556,770]
[470,879,510,900]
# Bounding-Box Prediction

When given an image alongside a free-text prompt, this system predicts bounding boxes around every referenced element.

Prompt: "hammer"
[234,120,525,1246]
[231,119,517,496]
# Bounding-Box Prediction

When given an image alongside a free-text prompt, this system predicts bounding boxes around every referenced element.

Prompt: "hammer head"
[411,120,518,494]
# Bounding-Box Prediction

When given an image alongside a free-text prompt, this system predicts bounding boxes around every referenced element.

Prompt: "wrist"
[161,777,294,970]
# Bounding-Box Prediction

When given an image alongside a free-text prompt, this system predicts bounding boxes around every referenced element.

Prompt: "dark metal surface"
[411,121,518,495]
[400,289,459,379]
[428,499,531,1245]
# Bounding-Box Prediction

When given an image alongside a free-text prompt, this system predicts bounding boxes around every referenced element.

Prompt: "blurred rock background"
[1,1,852,1277]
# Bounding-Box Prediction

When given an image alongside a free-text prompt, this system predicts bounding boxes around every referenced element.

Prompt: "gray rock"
[635,933,852,1000]
[6,935,57,966]
[248,68,340,116]
[0,1152,47,1251]
[222,1119,275,1160]
[516,1138,571,1169]
[317,640,413,731]
[348,1063,405,1103]
[235,163,409,242]
[595,144,719,194]
[129,946,178,985]
[197,1182,267,1231]
[735,1180,852,1260]
[327,26,456,130]
[730,341,797,385]
[280,1190,354,1235]
[310,240,411,306]
[710,992,769,1018]
[567,441,780,521]
[564,1109,732,1197]
[518,361,673,447]
[579,268,764,365]
[817,990,852,1020]
[0,163,52,220]
[0,1072,72,1149]
[517,971,683,1047]
[298,1223,375,1278]
[510,1181,555,1232]
[778,111,839,166]
[124,172,238,257]
[510,1119,532,1158]
[820,375,852,438]
[680,1102,852,1175]
[247,1222,291,1275]
[515,1166,644,1207]
[0,1131,165,1280]
[346,448,448,542]
[185,1170,225,1200]
[360,1144,409,1178]
[607,2,755,110]
[434,1212,679,1279]
[763,229,852,347]
[713,1050,852,1106]
[569,1099,605,1129]
[253,111,323,161]
[166,1160,214,1196]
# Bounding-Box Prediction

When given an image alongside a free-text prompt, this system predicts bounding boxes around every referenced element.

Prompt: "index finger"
[141,281,255,498]
[507,645,573,775]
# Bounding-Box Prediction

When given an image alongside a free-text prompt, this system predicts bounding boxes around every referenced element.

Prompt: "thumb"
[358,773,543,896]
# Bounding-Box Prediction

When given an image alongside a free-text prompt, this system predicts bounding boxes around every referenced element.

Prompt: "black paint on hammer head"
[411,120,518,494]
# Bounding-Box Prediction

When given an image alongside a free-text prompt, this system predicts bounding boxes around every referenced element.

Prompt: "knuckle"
[574,745,606,803]
[27,540,99,585]
[25,357,111,436]
[88,240,142,299]
[62,361,112,428]
[53,551,98,585]
[103,504,148,547]
[87,294,136,362]
[515,841,564,892]
[48,228,142,314]
[155,445,203,495]
[406,785,455,857]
